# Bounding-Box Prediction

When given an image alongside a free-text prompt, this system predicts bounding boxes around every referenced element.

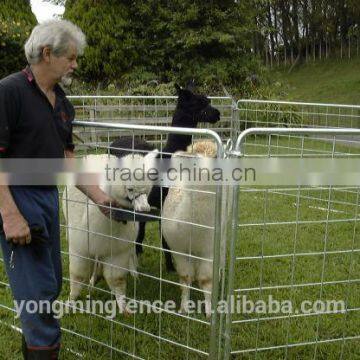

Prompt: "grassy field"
[1,59,360,358]
[272,57,360,105]
[0,136,359,359]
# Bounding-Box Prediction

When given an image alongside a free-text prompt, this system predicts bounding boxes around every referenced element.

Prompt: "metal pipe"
[69,95,231,100]
[235,127,360,154]
[237,99,360,110]
[74,120,224,158]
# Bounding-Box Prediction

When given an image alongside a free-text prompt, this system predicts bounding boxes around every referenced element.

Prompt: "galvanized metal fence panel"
[68,96,234,151]
[64,122,225,359]
[236,100,360,157]
[223,127,360,359]
[236,100,360,129]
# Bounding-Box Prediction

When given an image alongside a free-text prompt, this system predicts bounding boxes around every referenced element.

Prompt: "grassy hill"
[272,57,360,105]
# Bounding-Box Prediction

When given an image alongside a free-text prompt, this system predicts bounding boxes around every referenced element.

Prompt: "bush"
[64,0,264,92]
[0,0,37,78]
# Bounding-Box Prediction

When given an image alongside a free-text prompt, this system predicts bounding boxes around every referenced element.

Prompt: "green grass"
[0,137,359,359]
[272,57,360,105]
[1,58,360,358]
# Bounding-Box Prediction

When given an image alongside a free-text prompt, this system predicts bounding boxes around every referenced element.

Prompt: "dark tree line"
[1,0,359,86]
[254,0,360,66]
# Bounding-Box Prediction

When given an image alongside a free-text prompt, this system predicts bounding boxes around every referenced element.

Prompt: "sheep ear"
[174,83,182,94]
[185,79,196,92]
[144,148,159,160]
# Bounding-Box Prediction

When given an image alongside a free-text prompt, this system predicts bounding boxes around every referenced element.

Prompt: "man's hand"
[2,212,31,245]
[76,185,133,221]
[96,195,123,219]
[0,186,31,245]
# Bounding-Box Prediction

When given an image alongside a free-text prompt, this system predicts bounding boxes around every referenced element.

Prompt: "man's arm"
[0,82,30,244]
[0,186,31,245]
[64,150,132,216]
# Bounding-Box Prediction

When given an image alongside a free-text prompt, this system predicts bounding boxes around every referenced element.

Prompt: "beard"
[60,74,73,87]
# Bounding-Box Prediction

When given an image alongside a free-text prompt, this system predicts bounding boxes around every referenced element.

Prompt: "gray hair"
[24,20,86,64]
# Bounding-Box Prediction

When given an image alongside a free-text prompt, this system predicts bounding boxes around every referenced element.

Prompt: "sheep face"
[174,84,220,125]
[125,185,151,212]
[110,149,158,212]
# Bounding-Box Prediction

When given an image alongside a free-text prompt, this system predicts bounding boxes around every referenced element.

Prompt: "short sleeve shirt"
[0,66,75,158]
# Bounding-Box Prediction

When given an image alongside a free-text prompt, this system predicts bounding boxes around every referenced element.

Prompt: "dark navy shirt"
[0,66,74,158]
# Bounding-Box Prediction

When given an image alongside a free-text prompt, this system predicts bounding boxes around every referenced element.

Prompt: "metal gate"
[68,95,234,149]
[222,126,360,359]
[61,121,226,359]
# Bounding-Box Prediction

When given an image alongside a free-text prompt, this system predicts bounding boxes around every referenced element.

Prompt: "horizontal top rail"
[68,96,358,107]
[69,95,232,100]
[237,99,360,109]
[73,120,224,158]
[234,127,360,153]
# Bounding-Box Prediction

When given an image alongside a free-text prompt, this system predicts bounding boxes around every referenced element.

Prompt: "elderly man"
[0,20,117,359]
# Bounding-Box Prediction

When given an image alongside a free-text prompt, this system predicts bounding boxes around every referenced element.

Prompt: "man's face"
[49,42,78,85]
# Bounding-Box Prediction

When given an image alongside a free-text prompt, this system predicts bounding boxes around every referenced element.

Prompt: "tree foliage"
[64,0,262,90]
[2,0,359,89]
[255,0,360,63]
[63,0,136,84]
[0,0,37,78]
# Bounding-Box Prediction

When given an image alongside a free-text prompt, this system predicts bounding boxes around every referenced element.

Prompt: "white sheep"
[161,140,228,318]
[63,151,157,314]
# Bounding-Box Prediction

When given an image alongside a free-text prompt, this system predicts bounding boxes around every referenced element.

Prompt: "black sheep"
[110,83,220,271]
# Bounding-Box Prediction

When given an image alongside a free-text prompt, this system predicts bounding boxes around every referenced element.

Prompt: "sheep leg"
[172,254,195,314]
[89,259,103,287]
[135,222,146,255]
[179,275,192,314]
[159,186,176,271]
[198,278,213,318]
[69,254,93,301]
[161,231,176,272]
[69,274,85,301]
[102,261,128,315]
[149,185,175,271]
[197,259,213,318]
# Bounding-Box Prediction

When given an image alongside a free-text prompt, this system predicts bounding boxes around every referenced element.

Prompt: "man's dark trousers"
[0,186,62,350]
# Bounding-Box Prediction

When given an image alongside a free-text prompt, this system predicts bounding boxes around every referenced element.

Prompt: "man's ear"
[42,46,51,63]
